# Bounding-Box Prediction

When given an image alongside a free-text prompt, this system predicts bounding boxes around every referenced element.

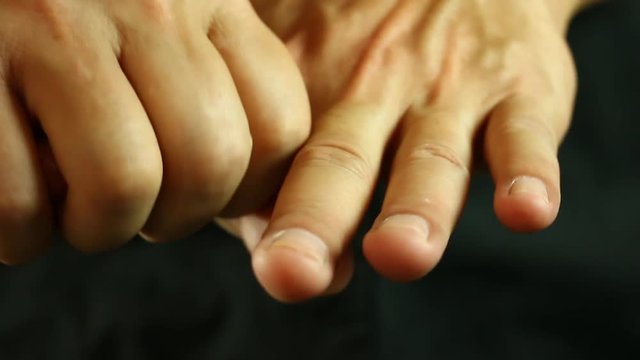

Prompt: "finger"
[217,209,354,298]
[17,33,163,252]
[251,103,397,302]
[485,95,565,232]
[249,23,418,301]
[363,107,474,282]
[323,249,355,296]
[0,79,52,264]
[210,2,311,217]
[116,11,252,243]
[215,211,271,252]
[37,140,67,211]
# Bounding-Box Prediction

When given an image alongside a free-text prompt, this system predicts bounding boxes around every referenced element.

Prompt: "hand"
[0,0,310,264]
[235,0,592,302]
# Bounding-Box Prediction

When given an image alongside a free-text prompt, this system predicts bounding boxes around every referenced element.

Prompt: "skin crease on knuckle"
[296,142,375,184]
[240,0,581,300]
[108,0,214,37]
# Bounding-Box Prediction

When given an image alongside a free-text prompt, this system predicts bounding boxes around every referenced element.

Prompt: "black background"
[1,1,639,359]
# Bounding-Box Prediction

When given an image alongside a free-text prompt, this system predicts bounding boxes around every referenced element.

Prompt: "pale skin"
[221,0,600,302]
[1,0,597,303]
[0,0,310,261]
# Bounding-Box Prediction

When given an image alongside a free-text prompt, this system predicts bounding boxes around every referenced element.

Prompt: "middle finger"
[112,3,253,242]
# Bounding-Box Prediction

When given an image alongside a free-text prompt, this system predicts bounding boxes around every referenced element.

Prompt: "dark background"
[1,2,639,359]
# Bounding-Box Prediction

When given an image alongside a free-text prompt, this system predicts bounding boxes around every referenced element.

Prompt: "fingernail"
[265,228,329,265]
[138,230,159,244]
[508,176,549,203]
[379,214,430,243]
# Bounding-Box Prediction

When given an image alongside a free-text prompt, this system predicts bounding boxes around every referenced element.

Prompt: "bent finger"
[116,10,252,242]
[210,2,311,216]
[17,33,162,252]
[0,79,52,264]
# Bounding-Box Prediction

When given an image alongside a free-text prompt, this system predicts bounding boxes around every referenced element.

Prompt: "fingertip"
[138,230,161,244]
[252,249,332,303]
[0,239,51,266]
[251,229,333,303]
[324,251,355,296]
[363,215,440,282]
[494,176,560,232]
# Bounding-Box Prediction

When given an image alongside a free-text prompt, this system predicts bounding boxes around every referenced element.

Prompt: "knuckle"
[0,190,42,229]
[113,0,181,34]
[10,7,104,80]
[30,0,69,28]
[255,109,311,155]
[26,0,93,48]
[208,10,232,43]
[363,39,406,71]
[296,141,374,183]
[477,38,526,74]
[496,111,559,148]
[0,187,42,225]
[160,108,253,208]
[357,40,412,93]
[198,149,249,187]
[88,162,161,215]
[181,132,252,199]
[207,1,252,42]
[136,0,174,23]
[407,142,470,175]
[211,129,253,174]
